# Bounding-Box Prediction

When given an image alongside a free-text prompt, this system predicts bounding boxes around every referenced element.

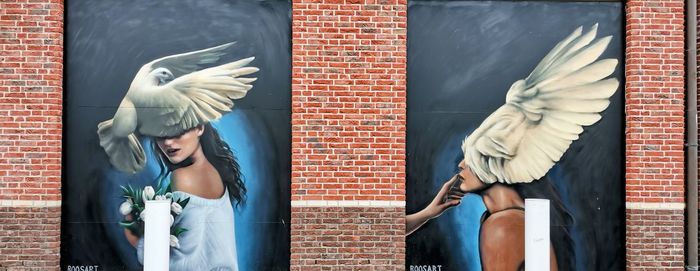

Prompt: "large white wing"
[149,42,236,77]
[130,42,237,85]
[137,57,259,137]
[462,24,619,184]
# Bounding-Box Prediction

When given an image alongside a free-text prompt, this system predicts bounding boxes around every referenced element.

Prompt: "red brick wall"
[291,0,407,203]
[0,0,64,269]
[625,0,687,269]
[291,207,404,268]
[290,0,407,269]
[0,207,61,269]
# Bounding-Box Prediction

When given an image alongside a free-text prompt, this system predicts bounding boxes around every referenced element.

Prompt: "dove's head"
[150,67,174,85]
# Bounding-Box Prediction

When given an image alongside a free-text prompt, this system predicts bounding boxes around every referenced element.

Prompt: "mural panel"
[61,0,291,270]
[405,2,624,270]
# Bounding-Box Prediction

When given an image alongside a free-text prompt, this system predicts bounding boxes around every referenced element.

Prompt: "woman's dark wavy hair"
[152,123,246,207]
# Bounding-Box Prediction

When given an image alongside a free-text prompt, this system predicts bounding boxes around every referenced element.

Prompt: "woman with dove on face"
[406,24,619,271]
[100,42,257,271]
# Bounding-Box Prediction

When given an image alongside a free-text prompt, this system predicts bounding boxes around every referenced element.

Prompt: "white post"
[144,200,170,271]
[525,198,550,271]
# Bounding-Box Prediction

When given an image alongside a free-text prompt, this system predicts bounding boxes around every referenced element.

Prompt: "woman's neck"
[188,144,207,167]
[480,183,525,213]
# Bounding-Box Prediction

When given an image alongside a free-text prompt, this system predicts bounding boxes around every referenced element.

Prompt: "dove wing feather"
[137,57,259,137]
[146,42,237,78]
[462,24,619,184]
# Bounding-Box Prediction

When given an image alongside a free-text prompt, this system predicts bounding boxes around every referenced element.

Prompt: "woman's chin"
[167,157,184,164]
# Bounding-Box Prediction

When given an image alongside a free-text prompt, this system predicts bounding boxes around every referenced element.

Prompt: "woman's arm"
[406,176,464,236]
[122,214,139,247]
[124,228,140,248]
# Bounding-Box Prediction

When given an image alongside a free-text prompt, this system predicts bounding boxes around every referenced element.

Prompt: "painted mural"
[405,2,624,270]
[61,0,291,270]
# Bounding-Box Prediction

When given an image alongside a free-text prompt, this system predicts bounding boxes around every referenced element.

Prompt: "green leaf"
[135,190,142,205]
[120,185,129,195]
[173,227,189,237]
[178,197,190,209]
[155,177,167,195]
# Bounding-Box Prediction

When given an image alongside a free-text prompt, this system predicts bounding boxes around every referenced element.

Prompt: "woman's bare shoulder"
[480,209,525,245]
[170,168,199,194]
[170,165,224,199]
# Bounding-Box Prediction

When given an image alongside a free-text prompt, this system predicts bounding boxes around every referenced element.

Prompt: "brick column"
[0,0,64,270]
[291,0,407,269]
[625,0,686,269]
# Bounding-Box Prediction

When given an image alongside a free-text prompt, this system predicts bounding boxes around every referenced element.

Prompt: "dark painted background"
[61,0,291,270]
[405,1,625,270]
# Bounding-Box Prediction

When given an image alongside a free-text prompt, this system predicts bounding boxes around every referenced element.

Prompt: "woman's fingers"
[449,188,465,197]
[440,175,458,191]
[440,198,461,208]
[448,195,464,201]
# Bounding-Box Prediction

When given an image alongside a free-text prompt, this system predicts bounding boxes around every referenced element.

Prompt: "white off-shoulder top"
[138,189,238,271]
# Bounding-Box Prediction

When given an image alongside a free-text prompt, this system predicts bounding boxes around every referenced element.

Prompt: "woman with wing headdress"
[406,24,619,270]
[98,42,257,270]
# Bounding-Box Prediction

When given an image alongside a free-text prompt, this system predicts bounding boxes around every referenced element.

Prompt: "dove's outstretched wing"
[148,42,236,78]
[462,24,619,184]
[137,57,259,137]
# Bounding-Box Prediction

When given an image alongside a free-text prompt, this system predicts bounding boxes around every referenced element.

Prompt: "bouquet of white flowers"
[119,177,190,248]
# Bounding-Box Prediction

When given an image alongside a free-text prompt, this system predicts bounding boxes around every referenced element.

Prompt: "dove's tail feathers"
[97,119,146,174]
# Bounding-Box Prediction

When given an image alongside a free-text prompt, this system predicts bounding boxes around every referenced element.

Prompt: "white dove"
[97,42,259,173]
[462,24,619,184]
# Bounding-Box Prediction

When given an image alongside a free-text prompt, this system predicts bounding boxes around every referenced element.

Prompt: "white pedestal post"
[144,200,170,271]
[525,198,550,271]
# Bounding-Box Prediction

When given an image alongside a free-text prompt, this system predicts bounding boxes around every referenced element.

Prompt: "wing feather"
[539,59,618,91]
[148,42,236,77]
[540,78,619,100]
[462,24,619,184]
[528,26,583,81]
[546,111,602,126]
[547,98,610,113]
[141,57,258,137]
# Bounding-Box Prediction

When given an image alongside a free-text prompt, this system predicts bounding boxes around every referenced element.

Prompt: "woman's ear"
[195,125,205,136]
